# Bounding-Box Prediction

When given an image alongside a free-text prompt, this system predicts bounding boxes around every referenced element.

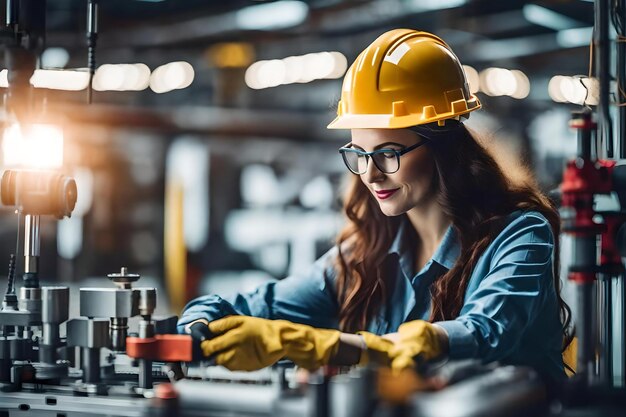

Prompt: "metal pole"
[621,272,626,386]
[598,274,613,384]
[86,0,99,104]
[618,0,626,158]
[595,0,613,158]
[24,214,39,276]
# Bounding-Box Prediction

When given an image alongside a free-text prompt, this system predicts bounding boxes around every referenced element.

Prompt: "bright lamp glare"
[479,67,530,99]
[245,51,347,89]
[0,69,7,88]
[2,123,64,169]
[523,4,580,31]
[557,27,593,48]
[150,61,195,93]
[93,63,151,91]
[30,69,90,91]
[548,75,597,104]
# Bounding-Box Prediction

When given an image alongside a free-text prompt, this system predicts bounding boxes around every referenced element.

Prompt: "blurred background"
[0,0,598,316]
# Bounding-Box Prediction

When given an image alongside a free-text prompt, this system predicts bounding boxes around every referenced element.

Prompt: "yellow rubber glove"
[200,316,341,371]
[357,332,395,366]
[388,320,442,371]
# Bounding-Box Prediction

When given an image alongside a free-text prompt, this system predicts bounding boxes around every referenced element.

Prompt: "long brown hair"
[334,123,572,349]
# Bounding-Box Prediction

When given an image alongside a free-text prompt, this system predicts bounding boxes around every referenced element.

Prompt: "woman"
[178,29,571,381]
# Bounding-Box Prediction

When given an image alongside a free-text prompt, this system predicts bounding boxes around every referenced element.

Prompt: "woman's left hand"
[388,320,445,370]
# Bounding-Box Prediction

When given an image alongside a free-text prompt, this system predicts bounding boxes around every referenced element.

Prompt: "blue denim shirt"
[178,210,565,380]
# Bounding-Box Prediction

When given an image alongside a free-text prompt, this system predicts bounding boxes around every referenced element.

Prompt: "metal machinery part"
[80,286,138,352]
[137,287,156,391]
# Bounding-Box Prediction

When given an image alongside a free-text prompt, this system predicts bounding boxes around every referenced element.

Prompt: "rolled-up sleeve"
[435,213,554,362]
[177,247,340,333]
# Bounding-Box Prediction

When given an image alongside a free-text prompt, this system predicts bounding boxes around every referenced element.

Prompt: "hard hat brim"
[327,100,481,130]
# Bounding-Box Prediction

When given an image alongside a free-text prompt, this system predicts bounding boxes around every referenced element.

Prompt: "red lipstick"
[374,188,399,200]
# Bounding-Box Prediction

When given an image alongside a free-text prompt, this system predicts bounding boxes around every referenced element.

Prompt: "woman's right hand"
[382,332,400,343]
[357,332,396,366]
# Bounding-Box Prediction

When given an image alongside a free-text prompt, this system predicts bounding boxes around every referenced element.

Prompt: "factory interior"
[1,0,626,416]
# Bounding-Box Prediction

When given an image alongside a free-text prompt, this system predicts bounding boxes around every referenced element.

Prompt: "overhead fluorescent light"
[557,26,593,47]
[408,0,466,11]
[31,69,90,91]
[236,1,308,30]
[523,4,581,31]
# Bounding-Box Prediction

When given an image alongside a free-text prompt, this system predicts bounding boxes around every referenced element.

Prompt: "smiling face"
[349,128,438,217]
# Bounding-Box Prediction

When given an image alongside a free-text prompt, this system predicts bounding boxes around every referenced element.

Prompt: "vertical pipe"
[578,282,596,384]
[595,0,613,158]
[23,214,39,275]
[5,0,16,26]
[621,272,626,386]
[598,275,613,384]
[618,0,626,158]
[86,0,98,104]
[82,347,100,384]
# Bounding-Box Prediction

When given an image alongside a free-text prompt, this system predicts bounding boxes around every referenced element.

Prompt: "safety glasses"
[338,140,427,175]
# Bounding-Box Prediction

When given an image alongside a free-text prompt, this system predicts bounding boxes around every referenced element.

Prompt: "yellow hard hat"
[327,29,480,129]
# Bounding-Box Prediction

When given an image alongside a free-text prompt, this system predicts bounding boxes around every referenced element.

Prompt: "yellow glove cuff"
[357,331,394,367]
[389,321,442,371]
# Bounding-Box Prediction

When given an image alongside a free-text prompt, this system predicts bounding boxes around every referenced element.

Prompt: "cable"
[2,212,20,310]
[7,210,21,296]
[86,0,99,104]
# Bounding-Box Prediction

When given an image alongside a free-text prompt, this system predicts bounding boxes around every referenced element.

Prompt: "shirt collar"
[388,218,460,271]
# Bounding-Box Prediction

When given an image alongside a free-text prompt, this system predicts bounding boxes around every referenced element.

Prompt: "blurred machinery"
[558,0,626,395]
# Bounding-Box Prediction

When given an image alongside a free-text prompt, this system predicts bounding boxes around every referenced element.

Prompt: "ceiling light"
[30,69,90,91]
[408,0,466,11]
[510,70,530,99]
[236,1,308,30]
[41,47,70,69]
[244,51,347,90]
[557,27,593,48]
[523,5,581,31]
[548,76,567,102]
[150,61,194,93]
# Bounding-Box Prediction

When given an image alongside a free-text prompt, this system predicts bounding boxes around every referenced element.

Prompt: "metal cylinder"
[577,282,596,384]
[572,236,597,269]
[87,0,98,34]
[138,359,153,389]
[42,323,59,347]
[18,287,41,314]
[137,288,156,317]
[42,286,69,324]
[138,318,155,389]
[139,320,154,339]
[594,0,612,157]
[24,214,40,274]
[0,358,10,383]
[598,274,613,384]
[622,274,626,387]
[82,347,100,383]
[110,317,128,352]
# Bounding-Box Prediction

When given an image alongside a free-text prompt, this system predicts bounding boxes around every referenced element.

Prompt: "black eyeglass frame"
[338,140,428,175]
